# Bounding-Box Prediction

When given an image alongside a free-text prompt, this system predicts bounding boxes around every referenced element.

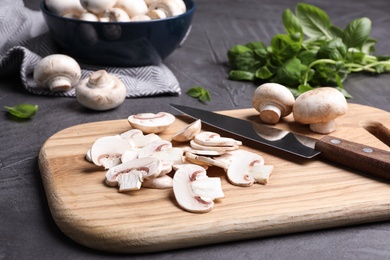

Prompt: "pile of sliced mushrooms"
[85,112,274,213]
[45,0,187,22]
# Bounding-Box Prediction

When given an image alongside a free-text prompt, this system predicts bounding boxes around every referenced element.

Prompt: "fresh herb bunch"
[227,3,390,97]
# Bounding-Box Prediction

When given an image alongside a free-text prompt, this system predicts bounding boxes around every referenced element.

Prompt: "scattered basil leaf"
[5,104,38,119]
[187,86,211,102]
[226,2,390,98]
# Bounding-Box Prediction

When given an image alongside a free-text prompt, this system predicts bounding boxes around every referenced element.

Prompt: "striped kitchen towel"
[0,0,181,98]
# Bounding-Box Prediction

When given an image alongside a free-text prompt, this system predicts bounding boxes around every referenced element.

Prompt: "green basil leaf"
[270,34,302,62]
[229,70,255,81]
[245,41,266,51]
[273,57,302,86]
[227,45,252,67]
[343,17,372,49]
[255,66,274,79]
[282,9,303,37]
[317,38,347,61]
[5,104,38,119]
[298,50,317,65]
[186,86,211,102]
[295,3,333,39]
[297,84,314,93]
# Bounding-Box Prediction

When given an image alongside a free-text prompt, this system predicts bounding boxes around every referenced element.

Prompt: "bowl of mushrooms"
[40,0,195,67]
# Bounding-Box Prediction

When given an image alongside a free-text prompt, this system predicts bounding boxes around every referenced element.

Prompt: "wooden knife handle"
[315,135,390,181]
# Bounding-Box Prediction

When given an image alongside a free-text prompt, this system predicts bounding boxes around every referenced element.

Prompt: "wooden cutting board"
[38,104,390,253]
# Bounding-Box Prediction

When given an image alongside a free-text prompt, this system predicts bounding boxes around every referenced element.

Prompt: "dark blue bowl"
[40,0,195,67]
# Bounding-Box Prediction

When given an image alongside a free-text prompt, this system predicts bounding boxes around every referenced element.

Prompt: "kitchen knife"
[171,104,390,181]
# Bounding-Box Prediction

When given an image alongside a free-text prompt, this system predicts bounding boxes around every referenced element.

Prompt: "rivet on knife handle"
[315,135,390,181]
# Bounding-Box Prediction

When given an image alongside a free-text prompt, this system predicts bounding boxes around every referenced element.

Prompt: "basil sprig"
[227,3,390,97]
[187,86,211,102]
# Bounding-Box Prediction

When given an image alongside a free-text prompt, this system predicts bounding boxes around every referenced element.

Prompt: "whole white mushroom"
[75,70,127,111]
[33,54,81,92]
[293,87,348,134]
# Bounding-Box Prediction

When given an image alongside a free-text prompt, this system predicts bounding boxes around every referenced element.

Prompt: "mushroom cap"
[33,54,81,92]
[252,83,295,121]
[172,119,201,142]
[293,87,348,125]
[45,0,85,16]
[115,0,149,18]
[128,112,176,134]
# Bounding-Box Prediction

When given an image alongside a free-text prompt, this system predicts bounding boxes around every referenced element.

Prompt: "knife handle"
[315,135,390,181]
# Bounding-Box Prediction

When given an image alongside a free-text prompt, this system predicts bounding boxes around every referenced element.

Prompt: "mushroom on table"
[33,54,81,92]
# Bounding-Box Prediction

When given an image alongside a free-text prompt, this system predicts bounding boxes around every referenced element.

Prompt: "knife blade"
[171,104,390,181]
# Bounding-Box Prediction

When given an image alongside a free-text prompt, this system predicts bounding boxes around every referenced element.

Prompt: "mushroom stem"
[258,103,282,124]
[310,120,337,134]
[87,70,112,89]
[47,76,75,92]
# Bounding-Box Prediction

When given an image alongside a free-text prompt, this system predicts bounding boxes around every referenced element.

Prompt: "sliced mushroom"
[105,157,162,192]
[75,70,127,111]
[121,149,139,163]
[182,146,226,156]
[194,131,242,147]
[226,150,266,187]
[190,140,238,152]
[172,119,201,142]
[252,83,295,124]
[293,87,348,134]
[90,135,134,169]
[137,140,172,158]
[33,54,81,92]
[142,175,173,189]
[173,164,224,213]
[128,112,176,134]
[185,152,229,169]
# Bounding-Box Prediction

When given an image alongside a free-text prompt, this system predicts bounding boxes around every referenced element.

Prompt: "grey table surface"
[1,0,390,259]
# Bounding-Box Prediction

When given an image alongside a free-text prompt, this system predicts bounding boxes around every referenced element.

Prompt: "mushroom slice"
[185,152,229,170]
[182,146,226,156]
[251,165,274,185]
[121,149,139,163]
[173,164,224,213]
[142,175,173,189]
[226,150,265,187]
[172,119,202,142]
[137,140,172,158]
[105,157,162,192]
[194,132,242,147]
[190,140,238,152]
[128,112,176,134]
[149,147,184,166]
[90,135,133,169]
[120,129,144,141]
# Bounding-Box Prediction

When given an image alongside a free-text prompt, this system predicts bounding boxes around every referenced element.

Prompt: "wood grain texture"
[38,104,390,253]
